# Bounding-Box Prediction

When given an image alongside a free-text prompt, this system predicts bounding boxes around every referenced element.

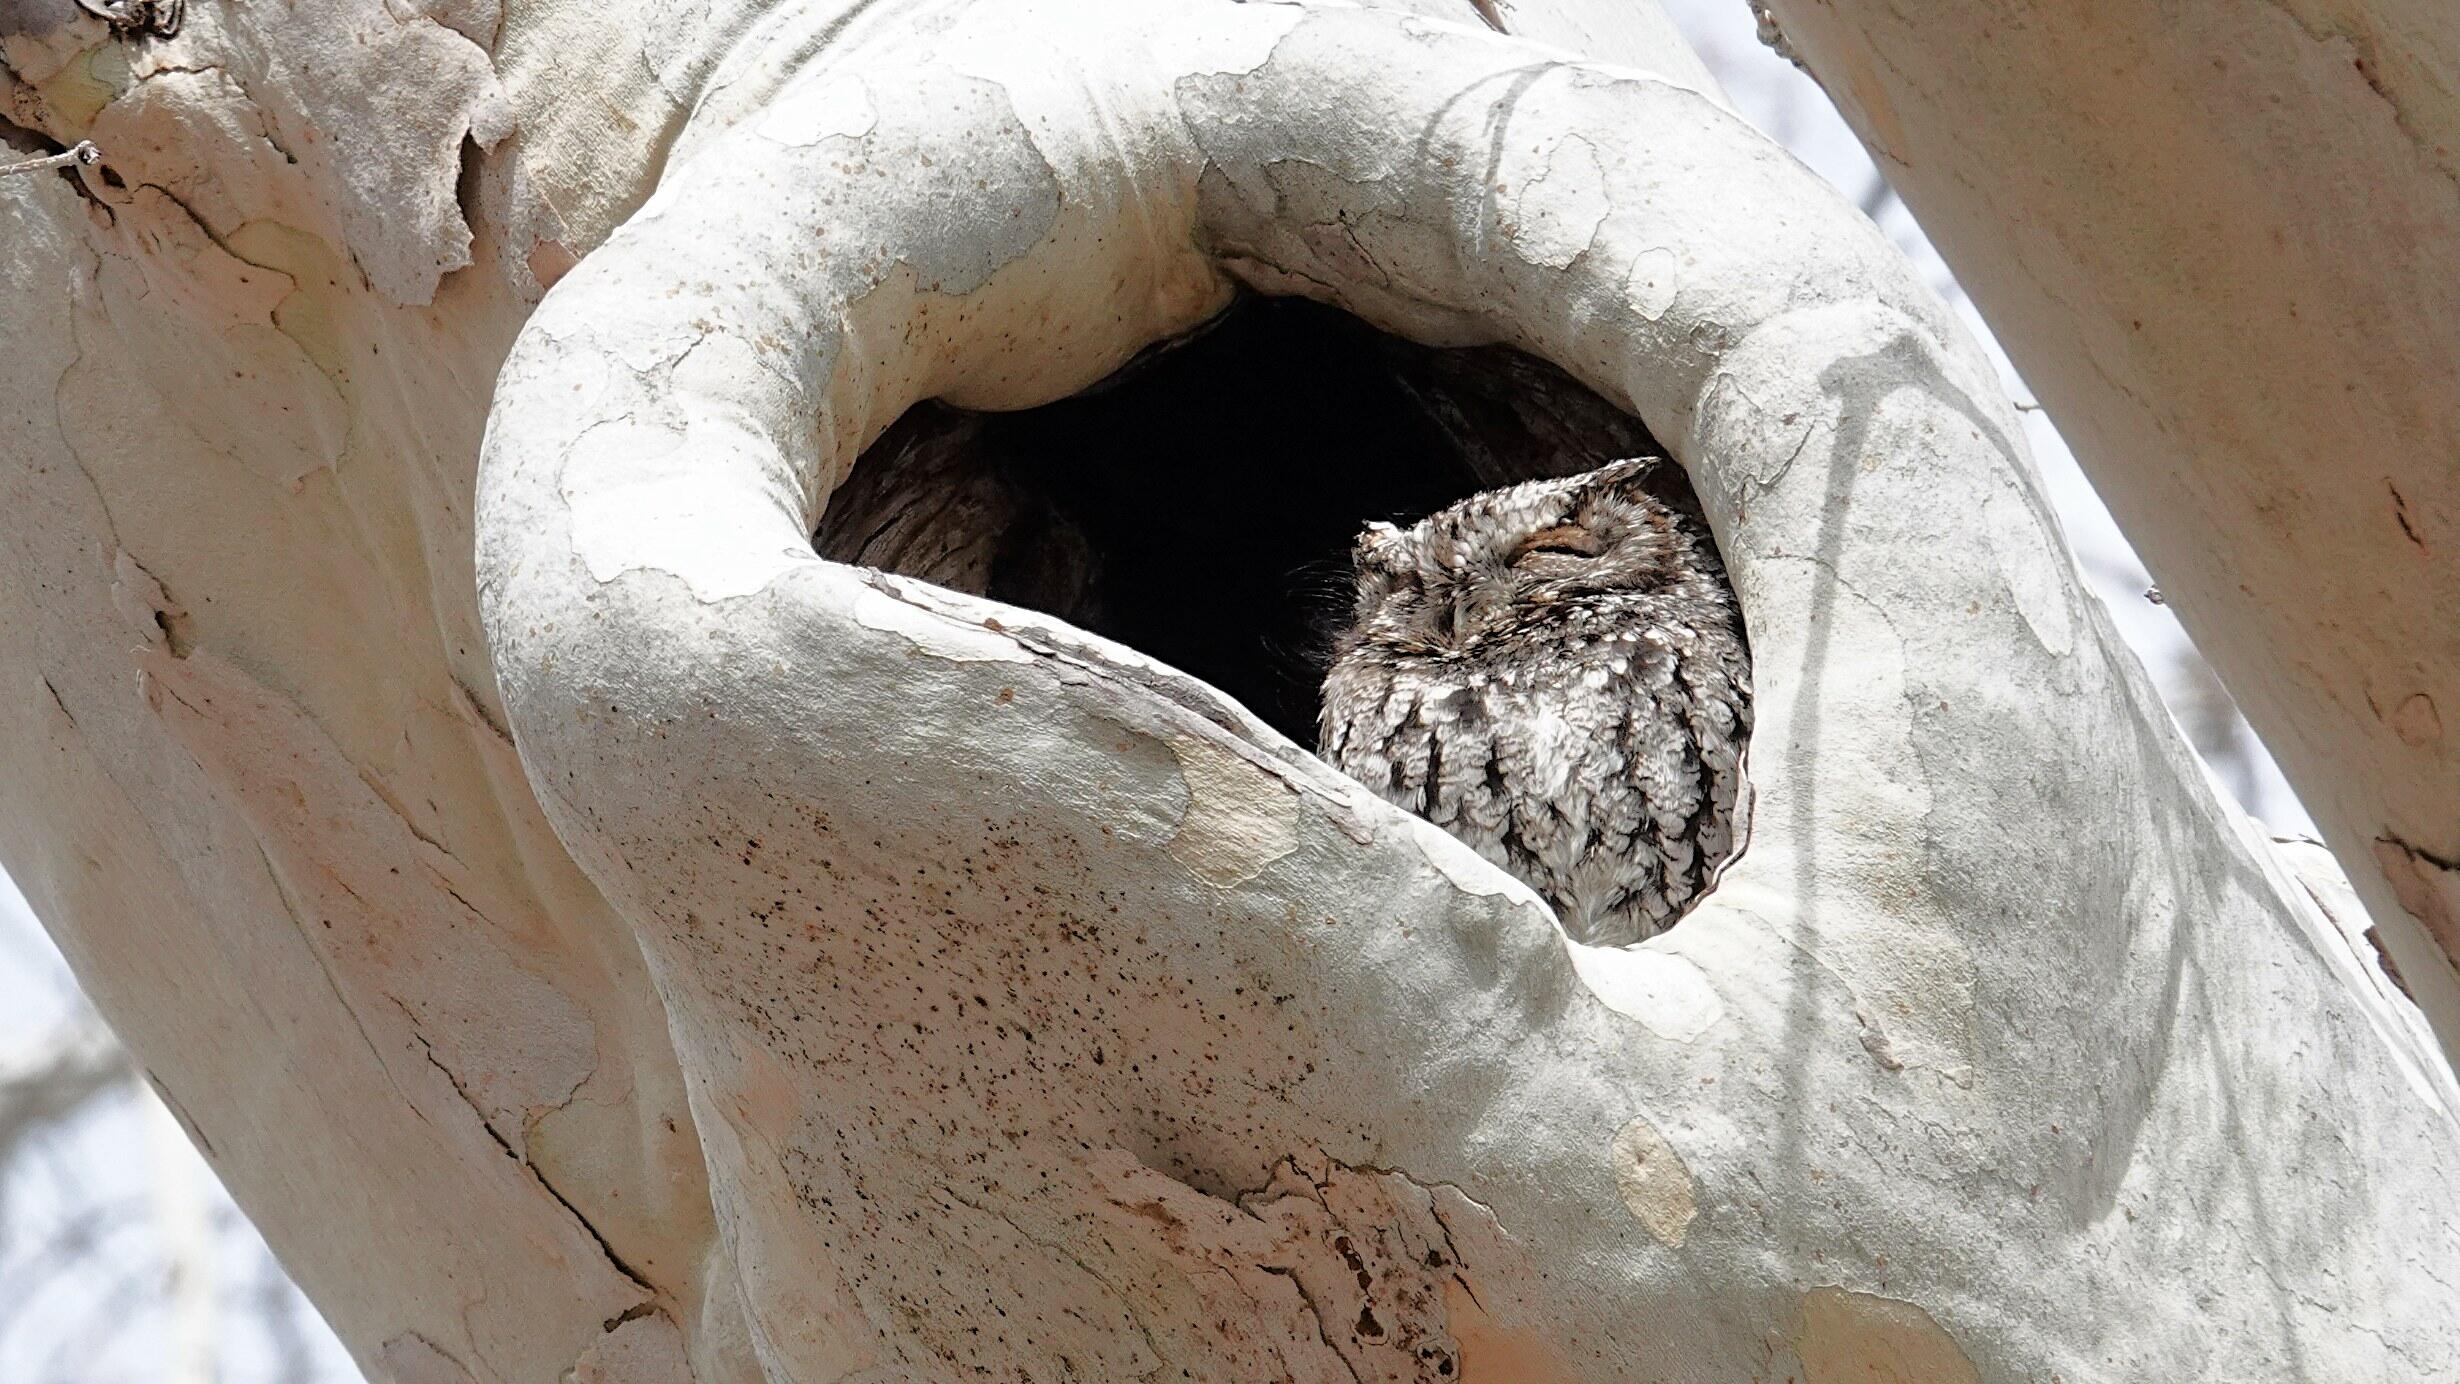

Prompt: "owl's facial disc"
[1499,490,1681,616]
[1347,463,1691,655]
[1506,524,1607,590]
[1513,523,1604,559]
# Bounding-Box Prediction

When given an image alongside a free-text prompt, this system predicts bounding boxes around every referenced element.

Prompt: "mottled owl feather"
[1319,460,1750,946]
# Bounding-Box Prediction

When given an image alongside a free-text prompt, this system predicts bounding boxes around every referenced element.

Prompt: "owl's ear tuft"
[1590,457,1659,497]
[1579,458,1679,532]
[1353,520,1408,572]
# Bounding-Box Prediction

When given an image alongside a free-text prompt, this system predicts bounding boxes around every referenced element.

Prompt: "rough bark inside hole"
[819,295,1691,745]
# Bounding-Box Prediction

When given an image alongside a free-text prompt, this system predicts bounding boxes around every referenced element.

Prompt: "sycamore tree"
[1,0,2453,1379]
[1754,0,2460,1057]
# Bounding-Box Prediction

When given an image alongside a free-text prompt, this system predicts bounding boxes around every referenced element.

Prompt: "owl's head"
[1340,459,1695,655]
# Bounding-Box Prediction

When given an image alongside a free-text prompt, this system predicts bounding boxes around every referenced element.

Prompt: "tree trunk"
[1,0,2453,1379]
[1757,0,2460,1055]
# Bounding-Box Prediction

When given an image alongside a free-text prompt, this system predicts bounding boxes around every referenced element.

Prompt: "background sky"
[0,3,2312,1379]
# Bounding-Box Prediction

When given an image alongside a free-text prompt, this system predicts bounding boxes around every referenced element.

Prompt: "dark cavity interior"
[818,295,1693,745]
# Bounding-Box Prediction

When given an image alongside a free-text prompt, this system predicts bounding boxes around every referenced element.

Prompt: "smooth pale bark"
[0,0,2454,1381]
[1759,0,2460,1055]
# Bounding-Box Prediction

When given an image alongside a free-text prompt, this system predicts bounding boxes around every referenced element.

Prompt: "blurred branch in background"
[2078,551,2271,809]
[0,1014,126,1153]
[1855,168,1898,223]
[0,876,355,1383]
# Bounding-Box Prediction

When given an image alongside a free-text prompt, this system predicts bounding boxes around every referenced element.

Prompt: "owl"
[1318,460,1751,946]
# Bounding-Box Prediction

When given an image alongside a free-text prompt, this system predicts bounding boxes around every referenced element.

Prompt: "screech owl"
[1318,460,1751,946]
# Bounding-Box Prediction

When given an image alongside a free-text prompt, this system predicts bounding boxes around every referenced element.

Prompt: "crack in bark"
[919,1149,1487,1380]
[451,675,516,743]
[2265,0,2460,199]
[2375,833,2460,961]
[939,1182,1180,1374]
[1259,1263,1371,1384]
[2389,480,2424,548]
[407,1029,660,1306]
[40,675,75,728]
[598,1299,660,1335]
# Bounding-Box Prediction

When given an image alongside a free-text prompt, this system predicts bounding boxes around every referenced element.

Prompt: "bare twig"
[1857,169,1899,222]
[144,1083,219,1384]
[0,1016,131,1153]
[73,0,182,37]
[1,142,102,180]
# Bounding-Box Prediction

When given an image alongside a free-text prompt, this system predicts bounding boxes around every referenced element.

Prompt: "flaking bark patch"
[1793,1286,1979,1384]
[1168,733,1301,887]
[1088,1150,1506,1383]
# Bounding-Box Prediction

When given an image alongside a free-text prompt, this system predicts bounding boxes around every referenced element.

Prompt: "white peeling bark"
[0,0,747,1372]
[1757,0,2460,1054]
[476,0,2460,1377]
[1,0,2455,1378]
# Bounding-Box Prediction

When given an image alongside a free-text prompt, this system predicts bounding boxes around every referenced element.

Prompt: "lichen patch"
[1608,1114,1696,1247]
